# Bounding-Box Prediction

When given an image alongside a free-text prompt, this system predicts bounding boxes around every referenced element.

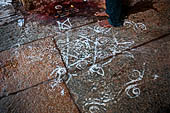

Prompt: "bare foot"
[98,19,112,28]
[94,11,109,17]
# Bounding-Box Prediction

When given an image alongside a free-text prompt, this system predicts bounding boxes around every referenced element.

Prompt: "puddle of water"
[28,1,100,20]
[20,1,102,26]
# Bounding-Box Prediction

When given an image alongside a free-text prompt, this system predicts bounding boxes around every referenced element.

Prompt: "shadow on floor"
[122,0,158,18]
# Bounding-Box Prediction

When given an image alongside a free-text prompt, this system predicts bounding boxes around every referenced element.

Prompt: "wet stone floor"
[0,0,170,113]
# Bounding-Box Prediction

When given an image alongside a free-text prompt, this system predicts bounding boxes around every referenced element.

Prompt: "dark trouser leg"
[106,0,123,27]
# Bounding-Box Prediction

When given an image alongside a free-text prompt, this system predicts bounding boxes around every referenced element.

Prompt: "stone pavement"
[0,0,170,113]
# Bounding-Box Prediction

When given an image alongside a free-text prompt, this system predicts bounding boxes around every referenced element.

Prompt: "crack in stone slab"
[0,31,169,101]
